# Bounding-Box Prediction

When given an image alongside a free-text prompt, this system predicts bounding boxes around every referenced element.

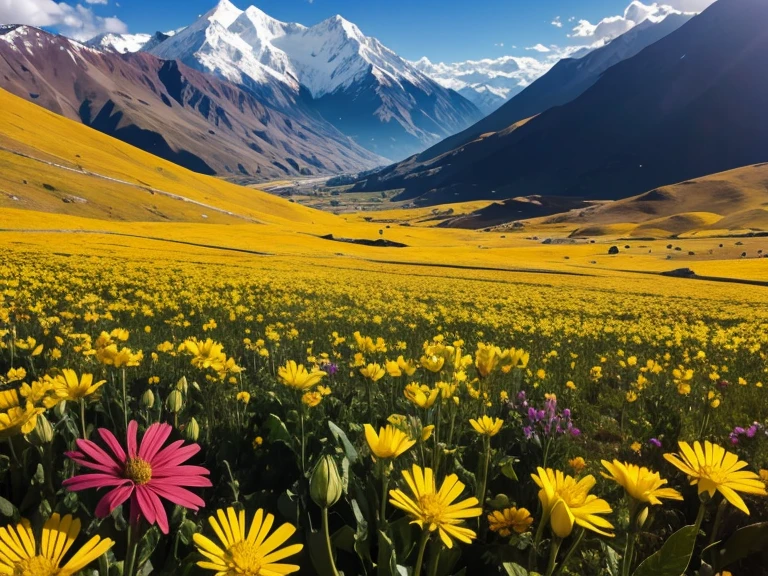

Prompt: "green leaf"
[502,562,529,576]
[328,421,359,464]
[177,519,198,546]
[376,529,398,576]
[601,540,621,576]
[137,526,161,571]
[633,525,698,576]
[500,456,520,482]
[264,413,294,449]
[714,521,768,571]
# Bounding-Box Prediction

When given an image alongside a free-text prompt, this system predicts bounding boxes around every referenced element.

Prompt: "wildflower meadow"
[0,247,767,576]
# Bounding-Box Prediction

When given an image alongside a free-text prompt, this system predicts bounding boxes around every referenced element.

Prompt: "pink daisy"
[64,420,212,534]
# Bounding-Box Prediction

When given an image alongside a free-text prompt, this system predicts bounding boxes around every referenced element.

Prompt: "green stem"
[553,529,585,576]
[621,504,638,576]
[545,537,563,576]
[79,399,88,439]
[708,499,726,546]
[693,501,707,535]
[413,530,430,576]
[427,541,442,576]
[529,513,548,571]
[321,507,341,576]
[542,436,553,469]
[121,368,128,432]
[432,401,442,470]
[380,471,390,526]
[124,523,139,576]
[300,407,306,476]
[477,436,491,505]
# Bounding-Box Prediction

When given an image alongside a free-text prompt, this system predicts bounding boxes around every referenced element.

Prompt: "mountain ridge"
[0,25,382,180]
[352,0,768,206]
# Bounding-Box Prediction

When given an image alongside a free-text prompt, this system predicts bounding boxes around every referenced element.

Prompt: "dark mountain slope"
[354,0,768,206]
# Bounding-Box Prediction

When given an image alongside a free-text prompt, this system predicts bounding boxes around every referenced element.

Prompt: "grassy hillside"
[0,88,339,227]
[533,163,768,237]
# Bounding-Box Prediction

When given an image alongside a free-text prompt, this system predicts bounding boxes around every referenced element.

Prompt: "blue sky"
[3,0,712,62]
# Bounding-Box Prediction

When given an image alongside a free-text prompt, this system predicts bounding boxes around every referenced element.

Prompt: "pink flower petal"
[63,474,131,491]
[150,442,200,469]
[95,484,134,518]
[144,487,170,534]
[139,423,172,462]
[151,465,210,479]
[98,428,127,462]
[135,486,156,526]
[127,421,139,458]
[147,483,205,510]
[66,453,119,475]
[73,438,122,474]
[151,474,212,488]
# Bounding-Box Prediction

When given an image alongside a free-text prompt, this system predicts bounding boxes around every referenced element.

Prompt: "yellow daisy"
[664,441,767,515]
[389,465,482,548]
[601,460,683,505]
[0,513,113,576]
[193,507,303,575]
[364,424,416,459]
[469,416,503,437]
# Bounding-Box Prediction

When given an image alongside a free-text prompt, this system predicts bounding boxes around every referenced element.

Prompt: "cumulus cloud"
[569,1,687,43]
[525,43,550,53]
[0,0,127,40]
[551,16,562,28]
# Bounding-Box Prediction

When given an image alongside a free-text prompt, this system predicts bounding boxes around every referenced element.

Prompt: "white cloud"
[551,16,562,28]
[0,0,127,40]
[84,0,108,4]
[494,42,504,47]
[525,43,550,53]
[569,1,688,43]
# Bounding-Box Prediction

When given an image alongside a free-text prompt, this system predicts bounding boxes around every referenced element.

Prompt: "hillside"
[0,26,381,180]
[543,163,768,237]
[353,0,768,206]
[0,86,340,226]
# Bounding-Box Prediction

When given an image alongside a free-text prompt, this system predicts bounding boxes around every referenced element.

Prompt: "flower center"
[13,555,58,576]
[418,494,445,527]
[698,465,728,489]
[227,541,263,575]
[124,458,152,485]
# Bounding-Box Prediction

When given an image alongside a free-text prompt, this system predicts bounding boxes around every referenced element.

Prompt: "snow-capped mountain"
[141,0,481,160]
[86,33,153,54]
[411,55,555,115]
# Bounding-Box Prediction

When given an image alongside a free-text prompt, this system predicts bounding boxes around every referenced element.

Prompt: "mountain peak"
[205,0,243,28]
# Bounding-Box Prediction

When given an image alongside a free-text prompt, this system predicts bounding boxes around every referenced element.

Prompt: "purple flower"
[746,425,758,438]
[562,408,571,419]
[523,426,533,439]
[570,427,581,437]
[325,363,339,376]
[649,438,662,448]
[733,427,745,435]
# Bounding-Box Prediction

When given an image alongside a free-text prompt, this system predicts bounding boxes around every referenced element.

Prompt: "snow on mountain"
[145,0,481,160]
[86,33,152,53]
[411,55,554,114]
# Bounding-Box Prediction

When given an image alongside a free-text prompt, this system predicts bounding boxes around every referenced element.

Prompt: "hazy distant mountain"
[143,0,482,160]
[0,25,382,179]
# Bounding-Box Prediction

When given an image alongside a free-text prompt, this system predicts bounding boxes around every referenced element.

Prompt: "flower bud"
[166,389,184,413]
[28,414,54,445]
[141,389,155,409]
[53,400,67,419]
[310,455,343,509]
[176,376,188,394]
[636,507,649,529]
[184,417,200,442]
